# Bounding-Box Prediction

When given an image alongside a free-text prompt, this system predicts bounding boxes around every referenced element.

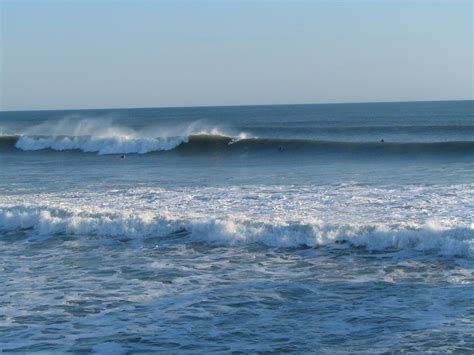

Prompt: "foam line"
[1,206,472,257]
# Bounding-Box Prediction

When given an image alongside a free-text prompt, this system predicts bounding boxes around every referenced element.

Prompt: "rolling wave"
[1,134,473,156]
[1,206,473,257]
[15,134,187,154]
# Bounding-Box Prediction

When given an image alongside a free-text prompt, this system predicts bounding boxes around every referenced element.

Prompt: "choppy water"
[1,101,473,352]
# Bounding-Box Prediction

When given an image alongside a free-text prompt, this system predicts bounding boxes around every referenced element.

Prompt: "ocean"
[0,100,473,352]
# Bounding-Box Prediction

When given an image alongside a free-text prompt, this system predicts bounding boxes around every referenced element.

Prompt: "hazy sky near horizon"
[1,0,472,111]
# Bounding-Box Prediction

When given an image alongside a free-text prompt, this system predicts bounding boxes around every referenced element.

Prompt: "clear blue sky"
[1,0,472,110]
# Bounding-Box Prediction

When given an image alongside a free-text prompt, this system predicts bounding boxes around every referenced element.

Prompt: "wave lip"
[1,206,473,258]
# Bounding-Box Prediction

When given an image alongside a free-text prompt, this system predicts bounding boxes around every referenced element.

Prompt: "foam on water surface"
[1,184,473,257]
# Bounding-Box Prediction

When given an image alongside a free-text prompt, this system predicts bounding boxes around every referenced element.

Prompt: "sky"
[0,0,472,111]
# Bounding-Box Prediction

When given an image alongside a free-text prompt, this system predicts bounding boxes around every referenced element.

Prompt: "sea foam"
[1,182,473,257]
[0,193,474,258]
[0,205,472,257]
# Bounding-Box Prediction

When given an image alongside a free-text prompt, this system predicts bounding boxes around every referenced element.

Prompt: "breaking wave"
[1,117,473,156]
[1,134,473,156]
[1,117,251,155]
[1,206,473,257]
[14,134,188,154]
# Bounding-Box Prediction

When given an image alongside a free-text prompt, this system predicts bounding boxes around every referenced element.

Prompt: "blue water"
[1,101,473,352]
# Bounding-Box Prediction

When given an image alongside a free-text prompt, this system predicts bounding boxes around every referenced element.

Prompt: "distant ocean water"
[1,101,473,352]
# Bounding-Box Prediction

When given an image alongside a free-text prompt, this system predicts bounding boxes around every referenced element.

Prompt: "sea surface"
[0,101,473,352]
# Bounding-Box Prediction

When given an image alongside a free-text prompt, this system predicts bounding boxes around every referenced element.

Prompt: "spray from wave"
[12,117,252,154]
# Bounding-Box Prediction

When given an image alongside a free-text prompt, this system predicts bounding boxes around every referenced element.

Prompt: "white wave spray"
[14,117,251,154]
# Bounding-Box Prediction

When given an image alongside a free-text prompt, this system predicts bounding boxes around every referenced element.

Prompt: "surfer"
[380,139,384,143]
[120,154,126,159]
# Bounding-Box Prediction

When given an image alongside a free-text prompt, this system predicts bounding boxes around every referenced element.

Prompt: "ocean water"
[0,101,473,352]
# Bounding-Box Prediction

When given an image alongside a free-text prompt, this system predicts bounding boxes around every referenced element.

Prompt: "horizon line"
[1,98,472,113]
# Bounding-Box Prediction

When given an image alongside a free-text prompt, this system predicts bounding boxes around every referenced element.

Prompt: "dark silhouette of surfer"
[120,154,126,159]
[380,139,384,143]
